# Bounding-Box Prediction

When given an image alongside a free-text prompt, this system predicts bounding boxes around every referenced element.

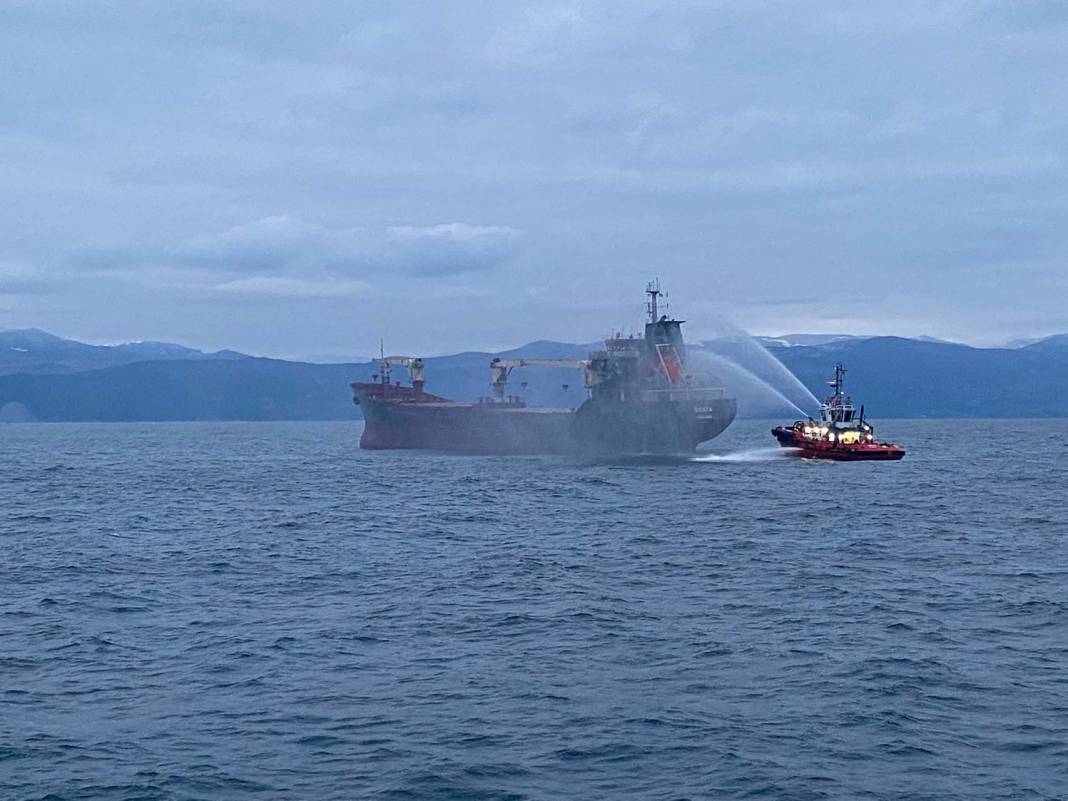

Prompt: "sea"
[2,419,1066,801]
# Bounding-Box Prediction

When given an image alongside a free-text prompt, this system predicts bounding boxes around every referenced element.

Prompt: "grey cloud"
[172,217,521,279]
[0,262,58,296]
[0,1,1066,355]
[212,275,370,298]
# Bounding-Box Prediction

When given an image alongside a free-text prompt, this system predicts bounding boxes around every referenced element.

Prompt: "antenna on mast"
[378,339,390,385]
[646,279,662,323]
[829,363,845,397]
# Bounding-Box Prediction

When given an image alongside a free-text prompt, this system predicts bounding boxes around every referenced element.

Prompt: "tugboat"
[771,364,905,461]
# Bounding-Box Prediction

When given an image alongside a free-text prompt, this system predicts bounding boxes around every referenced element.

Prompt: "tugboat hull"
[771,426,905,461]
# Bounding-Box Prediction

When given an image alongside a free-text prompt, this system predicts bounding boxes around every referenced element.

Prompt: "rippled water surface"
[2,420,1067,800]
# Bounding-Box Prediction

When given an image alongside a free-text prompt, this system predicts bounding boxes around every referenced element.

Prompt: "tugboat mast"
[830,363,846,398]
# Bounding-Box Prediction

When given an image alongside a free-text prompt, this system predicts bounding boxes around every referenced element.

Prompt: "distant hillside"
[0,339,594,422]
[0,328,246,375]
[0,358,357,422]
[0,329,1066,421]
[754,333,868,348]
[769,336,1068,418]
[1019,333,1068,352]
[755,333,958,348]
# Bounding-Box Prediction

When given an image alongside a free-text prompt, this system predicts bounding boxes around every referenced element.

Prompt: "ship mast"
[646,279,662,323]
[378,339,390,385]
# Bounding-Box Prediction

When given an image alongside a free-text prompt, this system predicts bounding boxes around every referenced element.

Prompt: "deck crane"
[375,355,425,392]
[489,357,591,401]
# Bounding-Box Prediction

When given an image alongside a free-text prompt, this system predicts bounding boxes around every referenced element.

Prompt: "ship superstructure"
[351,283,737,455]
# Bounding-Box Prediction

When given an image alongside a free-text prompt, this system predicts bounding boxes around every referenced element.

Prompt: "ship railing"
[477,396,526,407]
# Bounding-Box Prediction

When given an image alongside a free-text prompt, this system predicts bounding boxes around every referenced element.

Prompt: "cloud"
[176,216,332,272]
[1,2,1067,353]
[212,275,369,298]
[172,216,521,278]
[0,262,57,295]
[383,223,521,275]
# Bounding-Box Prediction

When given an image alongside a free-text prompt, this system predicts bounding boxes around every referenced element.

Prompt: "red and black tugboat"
[772,364,905,461]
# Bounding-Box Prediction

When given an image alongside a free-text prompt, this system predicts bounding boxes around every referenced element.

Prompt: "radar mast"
[646,279,662,323]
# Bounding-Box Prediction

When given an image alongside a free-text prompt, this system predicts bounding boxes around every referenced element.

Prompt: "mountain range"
[0,328,246,376]
[0,328,1066,422]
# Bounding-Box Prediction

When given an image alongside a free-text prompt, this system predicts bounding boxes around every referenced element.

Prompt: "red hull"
[771,427,905,461]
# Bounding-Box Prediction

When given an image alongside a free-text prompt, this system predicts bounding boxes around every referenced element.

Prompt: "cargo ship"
[351,283,737,455]
[771,364,905,461]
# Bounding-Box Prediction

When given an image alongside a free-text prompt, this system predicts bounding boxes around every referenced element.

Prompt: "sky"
[1,1,1066,360]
